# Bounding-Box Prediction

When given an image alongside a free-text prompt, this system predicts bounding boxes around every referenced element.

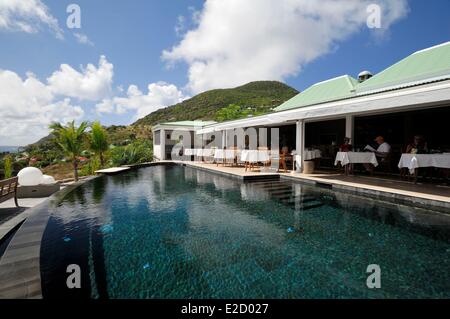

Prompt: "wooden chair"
[0,176,19,207]
[279,147,293,173]
[377,151,392,173]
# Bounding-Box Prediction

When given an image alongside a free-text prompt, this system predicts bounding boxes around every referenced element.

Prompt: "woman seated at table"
[339,137,352,152]
[402,135,431,181]
[406,135,428,154]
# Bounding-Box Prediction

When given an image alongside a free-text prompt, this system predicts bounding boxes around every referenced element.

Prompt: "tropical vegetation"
[215,103,267,122]
[49,121,89,182]
[89,121,109,167]
[3,155,12,179]
[110,139,153,166]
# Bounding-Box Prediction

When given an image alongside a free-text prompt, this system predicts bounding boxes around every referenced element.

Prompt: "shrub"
[4,155,13,179]
[80,156,101,177]
[110,139,153,166]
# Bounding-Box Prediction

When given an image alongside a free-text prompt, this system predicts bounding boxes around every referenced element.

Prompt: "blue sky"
[0,0,449,145]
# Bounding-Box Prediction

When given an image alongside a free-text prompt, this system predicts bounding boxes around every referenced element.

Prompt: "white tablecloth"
[199,149,215,157]
[335,152,378,167]
[303,149,322,161]
[398,154,450,174]
[184,149,215,157]
[214,149,237,160]
[240,150,270,163]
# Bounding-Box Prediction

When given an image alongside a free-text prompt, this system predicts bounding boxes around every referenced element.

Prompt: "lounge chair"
[0,177,19,207]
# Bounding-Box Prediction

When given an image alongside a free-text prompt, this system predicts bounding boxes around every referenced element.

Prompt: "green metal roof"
[356,41,450,94]
[159,120,217,127]
[273,41,450,113]
[274,75,358,112]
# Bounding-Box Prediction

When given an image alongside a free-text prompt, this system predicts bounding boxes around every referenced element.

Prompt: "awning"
[196,126,215,134]
[196,114,291,134]
[195,81,450,134]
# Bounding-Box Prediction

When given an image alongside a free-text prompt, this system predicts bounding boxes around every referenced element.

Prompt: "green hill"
[132,81,298,126]
[24,81,298,160]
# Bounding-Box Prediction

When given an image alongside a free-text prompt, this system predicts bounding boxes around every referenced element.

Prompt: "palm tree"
[49,121,89,182]
[89,121,109,167]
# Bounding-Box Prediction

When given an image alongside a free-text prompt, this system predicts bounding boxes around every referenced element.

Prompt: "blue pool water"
[40,165,450,298]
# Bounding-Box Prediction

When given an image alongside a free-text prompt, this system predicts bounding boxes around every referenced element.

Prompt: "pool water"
[40,165,450,298]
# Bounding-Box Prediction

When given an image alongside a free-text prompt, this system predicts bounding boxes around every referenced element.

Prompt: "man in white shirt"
[364,136,391,156]
[364,136,391,172]
[374,136,391,157]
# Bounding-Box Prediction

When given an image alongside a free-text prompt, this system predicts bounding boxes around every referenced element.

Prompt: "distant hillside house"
[153,41,450,169]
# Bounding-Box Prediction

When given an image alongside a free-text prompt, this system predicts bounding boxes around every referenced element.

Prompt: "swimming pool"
[40,165,450,298]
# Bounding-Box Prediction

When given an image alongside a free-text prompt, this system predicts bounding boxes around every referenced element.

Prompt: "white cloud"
[95,99,115,114]
[0,0,63,38]
[96,82,187,120]
[48,55,113,101]
[0,56,115,145]
[0,54,182,144]
[74,32,94,46]
[0,70,83,145]
[163,0,409,94]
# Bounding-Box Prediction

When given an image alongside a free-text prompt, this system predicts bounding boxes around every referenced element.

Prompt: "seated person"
[363,136,391,173]
[339,137,352,152]
[406,135,428,154]
[364,136,391,159]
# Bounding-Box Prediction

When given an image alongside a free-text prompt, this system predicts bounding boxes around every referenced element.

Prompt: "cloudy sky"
[0,0,449,145]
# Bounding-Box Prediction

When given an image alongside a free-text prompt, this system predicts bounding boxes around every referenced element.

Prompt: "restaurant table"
[398,153,450,177]
[197,149,215,157]
[184,149,215,160]
[214,149,239,166]
[293,149,322,171]
[303,149,322,161]
[241,150,271,171]
[240,150,270,163]
[335,152,378,175]
[335,152,379,166]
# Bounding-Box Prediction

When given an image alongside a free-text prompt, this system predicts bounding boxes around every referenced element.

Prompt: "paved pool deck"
[0,179,95,299]
[0,198,49,242]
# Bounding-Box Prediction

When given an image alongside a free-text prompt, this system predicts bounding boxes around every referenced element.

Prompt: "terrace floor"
[181,162,450,210]
[0,198,48,242]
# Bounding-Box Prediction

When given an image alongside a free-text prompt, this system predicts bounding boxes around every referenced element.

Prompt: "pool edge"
[0,176,99,299]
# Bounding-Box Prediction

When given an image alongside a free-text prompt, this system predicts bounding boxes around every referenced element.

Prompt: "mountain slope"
[132,81,298,126]
[25,81,298,152]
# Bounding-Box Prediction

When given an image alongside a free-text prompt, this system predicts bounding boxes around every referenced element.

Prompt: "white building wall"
[153,145,161,160]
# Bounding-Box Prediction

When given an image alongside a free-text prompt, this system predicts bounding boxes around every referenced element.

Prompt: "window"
[154,131,160,145]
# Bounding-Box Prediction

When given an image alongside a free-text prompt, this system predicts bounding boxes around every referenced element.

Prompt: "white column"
[160,129,166,160]
[221,130,226,148]
[295,120,304,172]
[345,115,354,141]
